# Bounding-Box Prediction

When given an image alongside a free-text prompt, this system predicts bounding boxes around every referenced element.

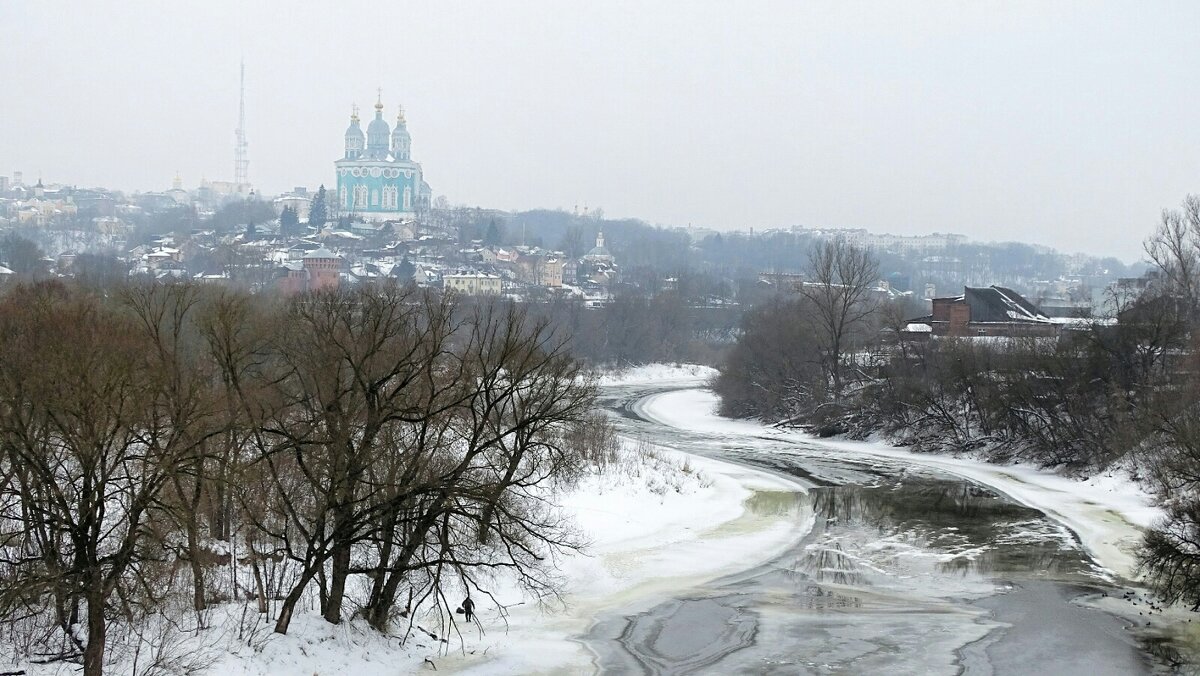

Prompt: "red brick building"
[906,286,1058,338]
[276,246,342,294]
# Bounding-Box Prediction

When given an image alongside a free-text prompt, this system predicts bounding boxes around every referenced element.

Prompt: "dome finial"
[397,105,406,124]
[375,87,384,112]
[351,104,359,122]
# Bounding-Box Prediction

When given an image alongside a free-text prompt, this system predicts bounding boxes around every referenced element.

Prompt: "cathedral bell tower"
[344,106,364,159]
[391,106,412,161]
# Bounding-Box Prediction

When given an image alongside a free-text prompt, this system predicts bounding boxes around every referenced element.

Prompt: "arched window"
[353,185,367,209]
[371,189,379,206]
[403,187,412,210]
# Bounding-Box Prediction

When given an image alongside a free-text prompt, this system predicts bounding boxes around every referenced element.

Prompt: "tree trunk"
[364,512,397,627]
[83,589,106,676]
[187,523,206,612]
[212,481,228,541]
[364,519,432,632]
[365,565,407,632]
[177,475,207,612]
[274,567,319,634]
[248,537,268,614]
[317,558,329,614]
[323,541,351,624]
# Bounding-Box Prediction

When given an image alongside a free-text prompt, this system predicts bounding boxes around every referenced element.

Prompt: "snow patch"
[594,363,718,386]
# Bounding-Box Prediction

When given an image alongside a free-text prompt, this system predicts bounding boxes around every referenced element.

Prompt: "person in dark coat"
[461,596,475,622]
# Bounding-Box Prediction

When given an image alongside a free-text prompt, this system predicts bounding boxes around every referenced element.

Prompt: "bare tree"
[0,283,189,676]
[119,283,227,614]
[799,239,880,399]
[1145,194,1200,318]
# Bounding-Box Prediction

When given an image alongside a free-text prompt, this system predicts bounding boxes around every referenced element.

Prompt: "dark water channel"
[585,383,1166,675]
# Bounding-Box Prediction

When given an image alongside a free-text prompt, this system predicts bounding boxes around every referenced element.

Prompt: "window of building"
[371,189,379,206]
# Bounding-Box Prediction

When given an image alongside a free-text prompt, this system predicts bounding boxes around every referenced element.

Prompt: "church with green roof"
[335,93,432,221]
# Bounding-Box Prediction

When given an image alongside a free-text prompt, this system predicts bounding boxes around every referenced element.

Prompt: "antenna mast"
[234,61,249,190]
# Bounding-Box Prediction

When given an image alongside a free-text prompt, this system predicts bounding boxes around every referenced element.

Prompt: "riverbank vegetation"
[0,282,609,675]
[714,195,1200,609]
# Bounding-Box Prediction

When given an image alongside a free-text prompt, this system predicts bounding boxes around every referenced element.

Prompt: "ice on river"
[638,386,1160,582]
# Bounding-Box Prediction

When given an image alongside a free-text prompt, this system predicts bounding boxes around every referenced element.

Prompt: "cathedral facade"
[335,96,431,221]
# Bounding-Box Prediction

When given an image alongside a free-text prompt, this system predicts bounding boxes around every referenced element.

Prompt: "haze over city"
[5,1,1198,260]
[12,3,1200,675]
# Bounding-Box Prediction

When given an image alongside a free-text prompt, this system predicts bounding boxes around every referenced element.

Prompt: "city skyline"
[5,2,1200,260]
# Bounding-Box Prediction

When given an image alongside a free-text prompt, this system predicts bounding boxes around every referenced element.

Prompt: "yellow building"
[444,272,502,295]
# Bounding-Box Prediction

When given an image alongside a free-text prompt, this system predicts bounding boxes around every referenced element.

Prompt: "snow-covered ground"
[197,412,805,675]
[447,442,805,674]
[593,363,718,387]
[22,365,1159,675]
[639,386,1162,582]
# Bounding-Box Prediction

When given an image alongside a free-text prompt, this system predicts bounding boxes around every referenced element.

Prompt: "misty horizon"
[5,2,1199,260]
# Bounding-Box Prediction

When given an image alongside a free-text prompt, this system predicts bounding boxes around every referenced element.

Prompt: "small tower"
[303,246,341,291]
[391,106,412,161]
[344,106,364,159]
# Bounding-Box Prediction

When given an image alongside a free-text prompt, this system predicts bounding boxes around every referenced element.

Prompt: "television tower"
[234,61,249,190]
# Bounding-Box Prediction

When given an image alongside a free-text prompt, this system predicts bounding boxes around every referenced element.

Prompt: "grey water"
[585,383,1162,675]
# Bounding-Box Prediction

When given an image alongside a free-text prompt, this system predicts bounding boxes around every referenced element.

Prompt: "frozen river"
[584,381,1160,675]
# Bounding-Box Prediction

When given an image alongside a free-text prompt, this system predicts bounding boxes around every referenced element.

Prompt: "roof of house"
[963,286,1050,323]
[929,285,1050,323]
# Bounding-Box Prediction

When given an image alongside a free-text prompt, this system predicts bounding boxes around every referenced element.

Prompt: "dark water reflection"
[585,384,1155,675]
[807,478,1094,580]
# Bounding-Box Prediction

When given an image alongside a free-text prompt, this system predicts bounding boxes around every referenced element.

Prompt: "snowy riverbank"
[638,386,1162,582]
[448,439,805,673]
[198,369,804,675]
[592,362,718,387]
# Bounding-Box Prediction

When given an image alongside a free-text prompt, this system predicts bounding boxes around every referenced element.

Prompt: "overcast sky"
[4,2,1199,260]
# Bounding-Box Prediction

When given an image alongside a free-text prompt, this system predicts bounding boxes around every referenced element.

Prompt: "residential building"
[444,272,502,295]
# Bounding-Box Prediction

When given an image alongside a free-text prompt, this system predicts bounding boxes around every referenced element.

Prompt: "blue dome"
[367,113,390,138]
[345,119,363,139]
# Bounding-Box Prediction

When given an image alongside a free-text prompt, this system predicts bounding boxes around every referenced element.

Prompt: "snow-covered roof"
[1048,316,1117,327]
[934,286,1052,324]
[303,246,339,259]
